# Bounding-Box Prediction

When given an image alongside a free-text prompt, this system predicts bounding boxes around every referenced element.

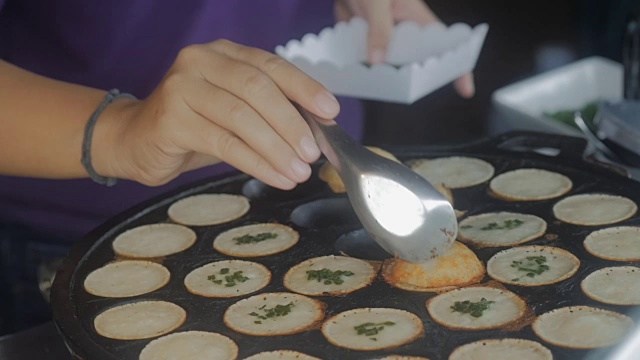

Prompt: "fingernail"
[300,136,321,161]
[276,173,296,189]
[316,91,340,117]
[369,48,385,64]
[291,158,311,181]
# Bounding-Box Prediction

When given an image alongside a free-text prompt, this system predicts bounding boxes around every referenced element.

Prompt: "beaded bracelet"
[81,89,136,187]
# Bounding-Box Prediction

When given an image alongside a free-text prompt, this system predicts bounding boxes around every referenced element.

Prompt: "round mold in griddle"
[242,178,319,202]
[290,197,360,229]
[51,132,640,360]
[334,228,392,261]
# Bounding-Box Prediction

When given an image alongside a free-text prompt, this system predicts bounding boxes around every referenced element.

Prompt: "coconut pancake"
[139,331,238,360]
[410,156,495,189]
[283,255,376,296]
[553,193,637,226]
[487,245,579,286]
[112,223,196,258]
[184,260,271,298]
[583,226,640,261]
[532,306,634,349]
[223,292,324,336]
[458,212,546,247]
[243,350,320,360]
[94,301,186,340]
[449,338,553,360]
[426,287,526,330]
[84,260,170,298]
[168,193,250,226]
[489,168,572,201]
[581,266,640,305]
[213,223,299,257]
[319,146,400,193]
[321,308,423,351]
[382,242,485,292]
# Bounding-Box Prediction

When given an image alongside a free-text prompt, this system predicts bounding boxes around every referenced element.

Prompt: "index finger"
[209,40,340,120]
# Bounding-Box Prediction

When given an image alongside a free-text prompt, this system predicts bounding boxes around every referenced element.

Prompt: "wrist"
[91,96,139,181]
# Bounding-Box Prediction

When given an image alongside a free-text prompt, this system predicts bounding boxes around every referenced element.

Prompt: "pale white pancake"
[376,356,430,360]
[223,292,324,336]
[112,223,196,258]
[411,156,495,189]
[213,223,299,257]
[487,246,579,286]
[139,331,238,360]
[84,260,169,298]
[184,260,271,298]
[94,301,186,340]
[458,212,546,247]
[532,306,634,349]
[243,350,320,360]
[426,287,525,330]
[581,266,640,305]
[449,338,553,360]
[489,168,572,201]
[584,226,640,261]
[283,255,376,296]
[383,242,485,292]
[553,193,637,226]
[321,308,423,351]
[168,193,250,226]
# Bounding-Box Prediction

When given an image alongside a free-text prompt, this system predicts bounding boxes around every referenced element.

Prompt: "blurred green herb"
[451,298,495,317]
[249,302,294,324]
[234,232,278,245]
[354,321,395,340]
[543,101,598,129]
[511,255,550,281]
[306,268,354,285]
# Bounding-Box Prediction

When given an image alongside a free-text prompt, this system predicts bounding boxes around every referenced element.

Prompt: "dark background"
[362,0,640,147]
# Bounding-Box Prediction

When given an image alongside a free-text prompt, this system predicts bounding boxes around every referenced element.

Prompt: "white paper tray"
[276,17,488,104]
[491,56,623,136]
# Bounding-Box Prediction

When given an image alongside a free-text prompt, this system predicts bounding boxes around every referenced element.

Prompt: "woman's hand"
[334,0,475,98]
[102,40,339,189]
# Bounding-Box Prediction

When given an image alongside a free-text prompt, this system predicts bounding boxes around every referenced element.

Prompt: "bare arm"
[0,40,339,189]
[0,59,126,179]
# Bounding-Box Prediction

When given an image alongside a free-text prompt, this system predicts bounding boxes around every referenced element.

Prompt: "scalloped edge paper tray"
[276,17,488,104]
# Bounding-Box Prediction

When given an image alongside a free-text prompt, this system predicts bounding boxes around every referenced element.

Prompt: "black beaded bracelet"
[81,89,136,187]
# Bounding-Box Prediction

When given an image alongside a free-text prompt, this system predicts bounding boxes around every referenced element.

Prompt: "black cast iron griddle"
[51,132,640,360]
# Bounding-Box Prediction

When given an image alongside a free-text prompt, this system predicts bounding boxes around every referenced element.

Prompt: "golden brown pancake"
[382,242,485,292]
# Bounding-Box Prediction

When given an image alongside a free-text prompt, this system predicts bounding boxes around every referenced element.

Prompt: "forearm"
[0,60,130,179]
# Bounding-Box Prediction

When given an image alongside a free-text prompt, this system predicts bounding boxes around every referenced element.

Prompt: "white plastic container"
[276,17,488,104]
[491,56,623,136]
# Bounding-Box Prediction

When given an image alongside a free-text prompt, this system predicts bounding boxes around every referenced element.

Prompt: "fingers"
[334,0,353,22]
[392,0,440,25]
[358,0,394,64]
[182,80,312,186]
[197,48,322,163]
[453,73,475,98]
[209,40,340,121]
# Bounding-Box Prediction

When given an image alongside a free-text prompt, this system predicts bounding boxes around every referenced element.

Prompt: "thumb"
[361,0,393,64]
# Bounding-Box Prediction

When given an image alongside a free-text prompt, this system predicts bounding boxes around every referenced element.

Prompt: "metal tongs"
[293,103,457,263]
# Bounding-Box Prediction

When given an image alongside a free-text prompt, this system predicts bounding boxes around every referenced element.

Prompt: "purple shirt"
[0,0,363,242]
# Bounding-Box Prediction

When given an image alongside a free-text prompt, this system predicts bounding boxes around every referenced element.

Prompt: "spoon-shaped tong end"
[294,103,457,263]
